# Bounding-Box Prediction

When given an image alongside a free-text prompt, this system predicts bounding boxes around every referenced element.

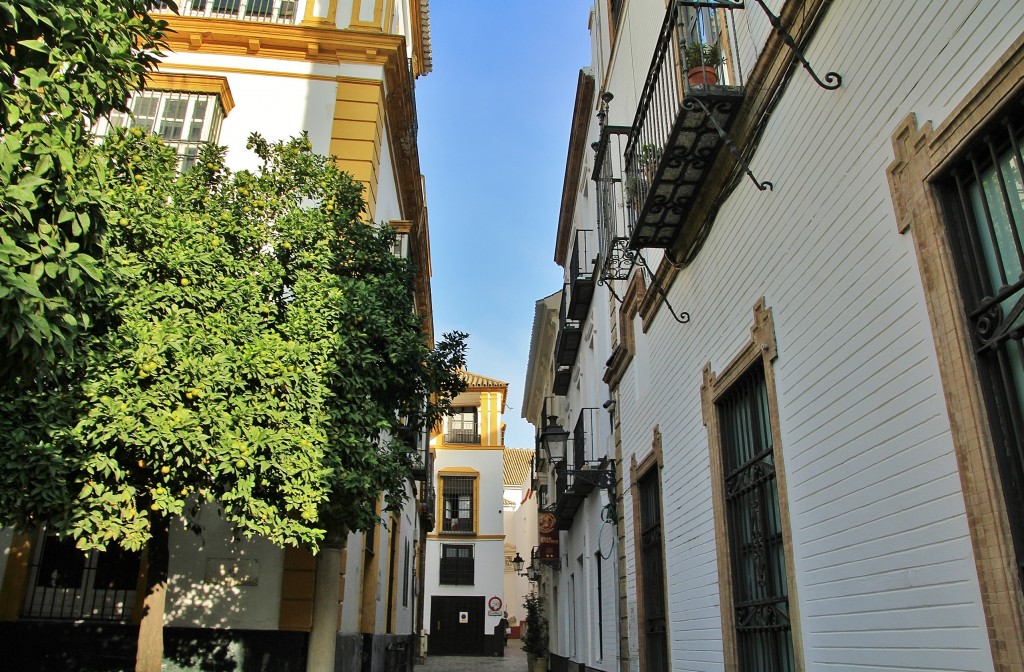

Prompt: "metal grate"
[149,0,299,24]
[23,535,139,622]
[943,98,1024,588]
[718,364,794,672]
[441,475,475,534]
[445,408,479,444]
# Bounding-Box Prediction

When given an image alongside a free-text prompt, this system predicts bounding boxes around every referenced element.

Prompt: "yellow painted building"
[423,371,513,656]
[0,2,437,671]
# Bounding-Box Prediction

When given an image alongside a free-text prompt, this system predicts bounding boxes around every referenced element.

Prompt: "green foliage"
[522,591,549,658]
[0,0,167,379]
[683,41,723,69]
[0,131,467,552]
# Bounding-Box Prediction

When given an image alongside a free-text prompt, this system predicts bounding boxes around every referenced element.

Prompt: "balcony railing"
[624,0,745,249]
[594,125,635,284]
[444,429,480,445]
[566,229,597,321]
[150,0,301,24]
[554,286,582,370]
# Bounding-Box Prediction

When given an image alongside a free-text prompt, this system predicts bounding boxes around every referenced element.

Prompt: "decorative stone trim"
[700,298,803,672]
[885,33,1024,671]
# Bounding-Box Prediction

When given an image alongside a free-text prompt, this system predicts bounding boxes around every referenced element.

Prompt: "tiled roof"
[460,370,509,389]
[504,448,534,487]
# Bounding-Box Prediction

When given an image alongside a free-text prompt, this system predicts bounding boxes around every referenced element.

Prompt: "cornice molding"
[161,16,406,66]
[554,70,595,268]
[144,72,235,114]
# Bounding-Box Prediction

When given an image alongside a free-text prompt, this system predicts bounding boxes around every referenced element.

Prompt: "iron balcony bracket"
[601,249,691,325]
[635,252,692,324]
[688,97,773,192]
[563,459,617,507]
[750,0,842,90]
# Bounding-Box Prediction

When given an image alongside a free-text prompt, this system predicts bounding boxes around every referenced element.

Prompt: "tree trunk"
[306,527,348,672]
[135,515,170,672]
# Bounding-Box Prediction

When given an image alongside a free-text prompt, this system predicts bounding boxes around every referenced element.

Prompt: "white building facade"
[0,3,438,671]
[526,1,1024,672]
[423,372,510,656]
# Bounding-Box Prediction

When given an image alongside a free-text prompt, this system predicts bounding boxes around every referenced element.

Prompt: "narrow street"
[418,645,528,672]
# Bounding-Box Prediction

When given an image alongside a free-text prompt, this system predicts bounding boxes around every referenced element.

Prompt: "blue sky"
[417,2,593,449]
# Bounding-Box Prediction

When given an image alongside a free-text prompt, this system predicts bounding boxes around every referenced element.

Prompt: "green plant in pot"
[683,41,724,85]
[636,142,662,181]
[522,591,549,671]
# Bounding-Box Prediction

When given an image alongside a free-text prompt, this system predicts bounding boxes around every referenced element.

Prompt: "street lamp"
[540,415,569,465]
[511,551,525,575]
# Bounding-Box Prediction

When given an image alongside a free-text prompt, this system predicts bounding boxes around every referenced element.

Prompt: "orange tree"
[0,130,466,667]
[0,0,167,379]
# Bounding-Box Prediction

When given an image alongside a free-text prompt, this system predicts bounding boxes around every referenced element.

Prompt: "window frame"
[22,530,141,622]
[701,298,803,672]
[94,74,233,173]
[445,406,480,445]
[438,543,475,586]
[438,470,479,535]
[885,35,1024,668]
[629,426,669,672]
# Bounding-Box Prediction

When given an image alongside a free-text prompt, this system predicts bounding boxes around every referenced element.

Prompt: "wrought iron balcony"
[624,0,745,249]
[594,125,635,284]
[554,286,582,368]
[553,408,614,529]
[443,429,480,445]
[419,486,436,532]
[552,365,571,396]
[553,461,616,530]
[566,229,597,321]
[150,0,301,24]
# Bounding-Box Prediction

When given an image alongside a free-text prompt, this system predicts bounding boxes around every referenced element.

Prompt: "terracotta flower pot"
[687,65,719,86]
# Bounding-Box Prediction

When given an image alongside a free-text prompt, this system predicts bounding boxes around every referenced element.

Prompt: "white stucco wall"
[424,444,507,637]
[166,504,285,630]
[572,0,1023,670]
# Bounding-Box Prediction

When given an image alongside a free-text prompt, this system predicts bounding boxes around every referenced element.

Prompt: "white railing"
[150,0,301,25]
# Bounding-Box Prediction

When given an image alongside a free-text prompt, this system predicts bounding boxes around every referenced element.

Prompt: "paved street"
[418,644,529,672]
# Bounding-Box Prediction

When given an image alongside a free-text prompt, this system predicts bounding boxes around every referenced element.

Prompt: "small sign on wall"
[458,611,469,624]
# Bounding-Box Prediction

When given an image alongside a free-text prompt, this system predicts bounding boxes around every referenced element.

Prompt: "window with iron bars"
[23,533,141,622]
[940,97,1024,589]
[441,474,475,534]
[718,363,795,672]
[98,90,225,172]
[445,407,480,444]
[439,544,474,585]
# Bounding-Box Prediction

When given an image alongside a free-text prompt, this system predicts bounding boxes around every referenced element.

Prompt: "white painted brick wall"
[578,0,1024,670]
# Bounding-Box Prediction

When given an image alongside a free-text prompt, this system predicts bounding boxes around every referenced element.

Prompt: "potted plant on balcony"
[683,41,724,86]
[636,143,662,182]
[624,143,661,210]
[522,591,549,672]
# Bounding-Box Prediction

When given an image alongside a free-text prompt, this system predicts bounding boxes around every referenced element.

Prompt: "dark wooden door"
[429,595,485,655]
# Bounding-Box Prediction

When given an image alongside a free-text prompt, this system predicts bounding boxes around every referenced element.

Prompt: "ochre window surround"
[701,298,803,672]
[629,426,668,672]
[886,33,1024,671]
[438,468,480,536]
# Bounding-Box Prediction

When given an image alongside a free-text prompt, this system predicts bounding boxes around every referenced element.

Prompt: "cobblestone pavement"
[417,644,529,671]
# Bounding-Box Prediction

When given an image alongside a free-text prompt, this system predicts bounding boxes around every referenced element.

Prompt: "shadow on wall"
[0,621,308,672]
[164,628,308,672]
